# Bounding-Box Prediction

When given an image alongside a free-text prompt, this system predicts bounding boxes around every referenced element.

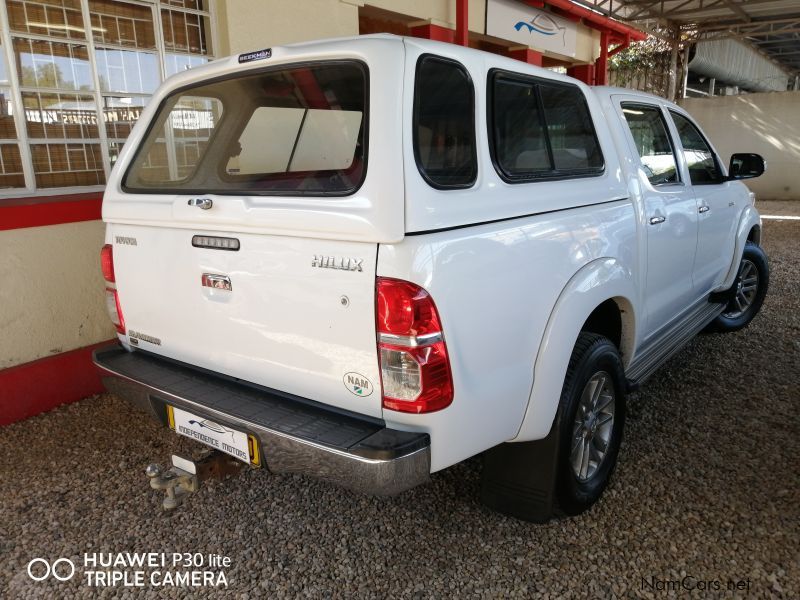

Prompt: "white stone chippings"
[0,202,798,598]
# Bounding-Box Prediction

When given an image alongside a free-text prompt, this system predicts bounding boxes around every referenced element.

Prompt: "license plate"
[167,406,260,466]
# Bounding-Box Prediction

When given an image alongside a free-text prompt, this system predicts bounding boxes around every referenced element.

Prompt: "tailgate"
[111,226,382,418]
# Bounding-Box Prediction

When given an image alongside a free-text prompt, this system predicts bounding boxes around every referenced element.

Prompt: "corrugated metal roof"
[689,38,790,92]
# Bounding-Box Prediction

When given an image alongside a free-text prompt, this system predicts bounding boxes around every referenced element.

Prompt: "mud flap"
[480,417,561,523]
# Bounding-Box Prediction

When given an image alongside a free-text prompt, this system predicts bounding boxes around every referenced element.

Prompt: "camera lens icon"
[27,557,75,582]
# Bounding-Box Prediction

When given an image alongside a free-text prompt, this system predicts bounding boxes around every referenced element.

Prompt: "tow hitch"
[146,451,243,511]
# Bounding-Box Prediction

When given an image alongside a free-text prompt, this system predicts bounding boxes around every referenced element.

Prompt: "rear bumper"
[93,344,430,496]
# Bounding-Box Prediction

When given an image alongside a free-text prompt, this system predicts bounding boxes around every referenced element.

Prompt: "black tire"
[706,242,769,333]
[554,332,627,516]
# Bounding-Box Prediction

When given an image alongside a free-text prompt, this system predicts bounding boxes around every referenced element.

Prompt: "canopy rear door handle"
[698,205,710,213]
[649,216,666,225]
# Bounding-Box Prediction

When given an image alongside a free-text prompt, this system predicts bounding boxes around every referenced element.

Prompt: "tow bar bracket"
[146,451,244,511]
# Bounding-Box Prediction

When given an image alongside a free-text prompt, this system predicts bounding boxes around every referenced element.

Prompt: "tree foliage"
[610,35,673,72]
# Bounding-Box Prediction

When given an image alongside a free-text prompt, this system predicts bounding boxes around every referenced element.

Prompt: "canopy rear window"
[123,61,368,196]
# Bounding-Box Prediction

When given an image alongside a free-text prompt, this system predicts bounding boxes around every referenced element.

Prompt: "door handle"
[698,205,710,213]
[188,198,213,210]
[649,216,666,225]
[201,273,232,291]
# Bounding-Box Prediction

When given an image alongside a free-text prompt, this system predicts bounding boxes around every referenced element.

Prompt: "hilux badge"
[312,255,363,272]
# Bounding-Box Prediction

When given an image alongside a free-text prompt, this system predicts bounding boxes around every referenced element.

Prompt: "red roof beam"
[608,34,633,57]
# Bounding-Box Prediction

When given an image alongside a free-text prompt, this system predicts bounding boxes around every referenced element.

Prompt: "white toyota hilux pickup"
[94,35,768,521]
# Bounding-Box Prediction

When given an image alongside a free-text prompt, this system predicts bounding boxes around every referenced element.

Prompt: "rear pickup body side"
[378,199,638,470]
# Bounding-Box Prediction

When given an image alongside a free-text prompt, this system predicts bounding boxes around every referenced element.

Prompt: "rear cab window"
[488,70,604,182]
[123,61,368,196]
[413,55,477,189]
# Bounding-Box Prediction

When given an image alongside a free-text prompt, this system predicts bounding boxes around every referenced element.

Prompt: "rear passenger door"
[668,110,739,295]
[618,100,699,339]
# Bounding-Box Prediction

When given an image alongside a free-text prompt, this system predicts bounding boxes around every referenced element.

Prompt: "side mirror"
[728,153,765,180]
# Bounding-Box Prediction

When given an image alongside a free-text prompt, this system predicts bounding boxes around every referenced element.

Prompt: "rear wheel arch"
[579,296,636,367]
[513,258,638,442]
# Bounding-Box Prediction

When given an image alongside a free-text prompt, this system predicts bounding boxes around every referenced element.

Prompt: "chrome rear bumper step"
[93,344,430,496]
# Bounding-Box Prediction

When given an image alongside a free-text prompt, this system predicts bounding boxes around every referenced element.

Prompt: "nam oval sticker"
[343,372,374,397]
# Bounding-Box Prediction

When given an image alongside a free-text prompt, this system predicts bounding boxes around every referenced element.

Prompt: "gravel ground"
[1,211,798,599]
[759,200,800,217]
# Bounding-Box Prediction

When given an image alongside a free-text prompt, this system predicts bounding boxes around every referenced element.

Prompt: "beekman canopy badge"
[343,372,373,397]
[238,48,271,64]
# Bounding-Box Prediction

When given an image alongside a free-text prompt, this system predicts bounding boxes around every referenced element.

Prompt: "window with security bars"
[0,37,25,189]
[0,0,214,193]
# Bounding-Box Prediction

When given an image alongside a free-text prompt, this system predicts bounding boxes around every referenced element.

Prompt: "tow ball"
[146,451,243,511]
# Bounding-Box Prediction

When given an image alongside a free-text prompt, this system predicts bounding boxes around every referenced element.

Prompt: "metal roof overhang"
[567,1,800,77]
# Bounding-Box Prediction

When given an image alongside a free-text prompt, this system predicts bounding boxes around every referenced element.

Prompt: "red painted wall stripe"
[0,340,114,426]
[0,192,103,231]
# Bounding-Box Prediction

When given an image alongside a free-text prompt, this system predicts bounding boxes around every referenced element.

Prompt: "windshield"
[123,61,367,196]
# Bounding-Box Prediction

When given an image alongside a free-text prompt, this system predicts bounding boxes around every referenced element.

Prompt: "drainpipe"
[595,30,609,86]
[456,0,468,46]
[680,43,690,99]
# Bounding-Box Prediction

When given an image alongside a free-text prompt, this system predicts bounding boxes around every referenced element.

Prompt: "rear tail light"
[376,277,453,413]
[101,244,125,335]
[100,244,115,282]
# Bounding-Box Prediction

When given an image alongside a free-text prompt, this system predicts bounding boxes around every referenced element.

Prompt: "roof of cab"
[591,85,684,111]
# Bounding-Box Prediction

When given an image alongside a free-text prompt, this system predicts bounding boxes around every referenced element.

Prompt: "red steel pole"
[456,0,469,46]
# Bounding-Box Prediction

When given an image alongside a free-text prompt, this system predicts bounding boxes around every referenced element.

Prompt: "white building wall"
[681,92,800,201]
[215,0,599,64]
[0,221,114,369]
[215,0,360,55]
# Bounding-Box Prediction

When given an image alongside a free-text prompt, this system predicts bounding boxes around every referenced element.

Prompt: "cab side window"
[539,83,603,173]
[488,71,603,181]
[491,76,549,175]
[622,104,679,186]
[670,111,722,184]
[413,55,477,189]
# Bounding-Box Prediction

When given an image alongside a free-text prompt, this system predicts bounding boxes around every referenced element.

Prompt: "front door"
[617,99,699,341]
[668,110,740,295]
